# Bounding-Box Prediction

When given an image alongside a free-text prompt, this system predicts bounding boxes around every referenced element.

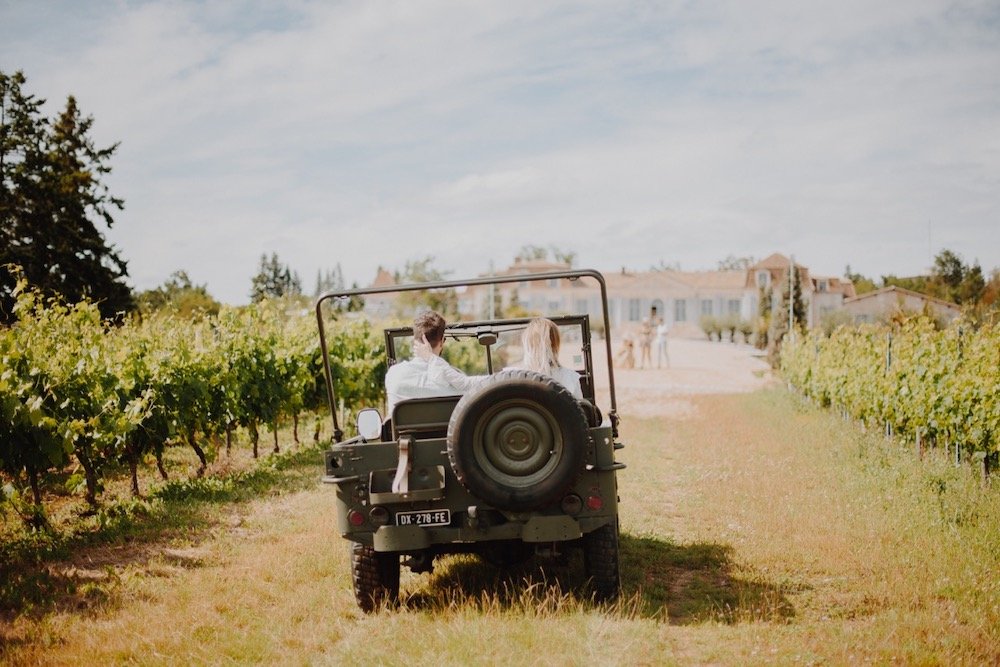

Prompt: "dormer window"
[756,270,770,288]
[817,280,828,293]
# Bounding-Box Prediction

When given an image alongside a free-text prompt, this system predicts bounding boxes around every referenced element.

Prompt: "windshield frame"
[315,268,618,441]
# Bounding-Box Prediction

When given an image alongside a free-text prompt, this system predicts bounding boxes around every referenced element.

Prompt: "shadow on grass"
[620,533,797,624]
[0,443,324,632]
[401,532,797,624]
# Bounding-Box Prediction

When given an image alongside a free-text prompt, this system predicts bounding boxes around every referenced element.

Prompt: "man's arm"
[414,335,487,393]
[425,354,488,392]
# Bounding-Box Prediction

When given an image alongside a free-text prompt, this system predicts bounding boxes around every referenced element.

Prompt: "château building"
[455,253,856,336]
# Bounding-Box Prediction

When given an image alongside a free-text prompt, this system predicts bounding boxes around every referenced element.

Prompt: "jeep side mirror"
[356,408,383,442]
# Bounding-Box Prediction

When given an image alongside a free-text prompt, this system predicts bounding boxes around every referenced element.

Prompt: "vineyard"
[781,316,1000,463]
[0,279,385,529]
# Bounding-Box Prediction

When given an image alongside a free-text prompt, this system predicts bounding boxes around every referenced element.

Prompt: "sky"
[2,0,999,304]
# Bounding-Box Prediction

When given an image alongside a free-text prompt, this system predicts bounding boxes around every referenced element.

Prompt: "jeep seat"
[391,395,462,440]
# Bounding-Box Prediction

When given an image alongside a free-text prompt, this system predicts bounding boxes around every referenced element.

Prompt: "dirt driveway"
[592,337,777,419]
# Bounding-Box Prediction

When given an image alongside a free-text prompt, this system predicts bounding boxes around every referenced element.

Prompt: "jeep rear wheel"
[447,370,589,512]
[351,542,399,613]
[583,520,620,603]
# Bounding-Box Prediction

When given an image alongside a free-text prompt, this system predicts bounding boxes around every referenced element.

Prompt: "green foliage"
[929,249,985,305]
[767,266,806,365]
[514,244,576,266]
[717,255,755,271]
[782,318,1000,456]
[846,250,991,308]
[718,314,738,342]
[737,319,754,343]
[701,314,744,343]
[0,280,380,526]
[441,337,488,375]
[394,256,458,318]
[755,286,772,350]
[322,317,386,416]
[844,265,878,295]
[818,309,854,336]
[0,70,133,322]
[136,270,220,319]
[699,315,719,341]
[249,253,303,303]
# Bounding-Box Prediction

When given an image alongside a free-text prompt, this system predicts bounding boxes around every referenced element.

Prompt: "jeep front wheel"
[351,542,399,613]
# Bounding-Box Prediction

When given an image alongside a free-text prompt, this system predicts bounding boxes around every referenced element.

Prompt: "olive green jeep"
[315,269,625,612]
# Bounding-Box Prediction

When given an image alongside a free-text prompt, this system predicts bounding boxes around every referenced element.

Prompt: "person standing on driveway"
[655,316,669,368]
[638,317,653,368]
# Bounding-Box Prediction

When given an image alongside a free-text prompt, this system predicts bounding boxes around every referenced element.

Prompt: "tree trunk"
[155,447,169,480]
[25,467,48,530]
[188,431,207,477]
[226,422,233,457]
[273,420,280,454]
[293,413,300,444]
[250,421,259,459]
[28,467,42,507]
[314,417,321,443]
[76,448,100,509]
[126,444,141,497]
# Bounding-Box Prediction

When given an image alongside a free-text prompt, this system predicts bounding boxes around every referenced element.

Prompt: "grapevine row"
[0,280,385,526]
[781,318,1000,457]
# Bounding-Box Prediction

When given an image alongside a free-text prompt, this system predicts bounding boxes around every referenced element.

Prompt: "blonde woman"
[415,317,583,399]
[516,318,583,398]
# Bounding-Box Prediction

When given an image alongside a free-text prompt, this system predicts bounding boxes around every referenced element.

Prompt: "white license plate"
[396,509,451,527]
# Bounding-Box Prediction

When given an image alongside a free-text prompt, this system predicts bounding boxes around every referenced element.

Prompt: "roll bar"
[315,268,619,442]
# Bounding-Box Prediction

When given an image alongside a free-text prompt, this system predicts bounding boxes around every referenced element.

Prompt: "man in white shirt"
[384,310,460,413]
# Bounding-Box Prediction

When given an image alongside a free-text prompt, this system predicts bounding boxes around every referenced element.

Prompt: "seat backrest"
[391,395,462,440]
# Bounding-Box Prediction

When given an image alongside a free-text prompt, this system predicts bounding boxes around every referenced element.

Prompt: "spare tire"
[447,369,589,511]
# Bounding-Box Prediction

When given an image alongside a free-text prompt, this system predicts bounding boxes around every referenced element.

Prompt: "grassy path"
[4,390,1000,664]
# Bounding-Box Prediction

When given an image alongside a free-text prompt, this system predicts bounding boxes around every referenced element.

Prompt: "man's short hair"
[413,310,446,347]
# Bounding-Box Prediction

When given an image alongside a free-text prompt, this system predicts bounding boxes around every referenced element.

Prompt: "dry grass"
[3,391,1000,665]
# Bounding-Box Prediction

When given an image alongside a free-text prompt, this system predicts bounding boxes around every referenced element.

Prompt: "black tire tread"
[583,520,621,603]
[351,542,400,613]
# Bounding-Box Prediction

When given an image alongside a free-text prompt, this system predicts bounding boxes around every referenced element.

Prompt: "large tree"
[314,263,364,313]
[249,252,302,303]
[880,249,985,305]
[0,70,133,322]
[930,249,984,305]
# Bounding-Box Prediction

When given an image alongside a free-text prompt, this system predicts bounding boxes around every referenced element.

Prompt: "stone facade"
[841,286,961,324]
[362,253,893,336]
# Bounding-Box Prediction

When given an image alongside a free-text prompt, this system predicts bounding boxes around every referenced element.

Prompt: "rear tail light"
[369,506,390,526]
[586,495,604,511]
[561,494,583,515]
[347,510,365,527]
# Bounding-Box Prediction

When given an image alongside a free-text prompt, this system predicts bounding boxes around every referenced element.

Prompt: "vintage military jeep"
[315,269,625,612]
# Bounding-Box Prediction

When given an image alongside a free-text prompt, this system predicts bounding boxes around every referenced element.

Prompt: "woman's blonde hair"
[520,318,561,374]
